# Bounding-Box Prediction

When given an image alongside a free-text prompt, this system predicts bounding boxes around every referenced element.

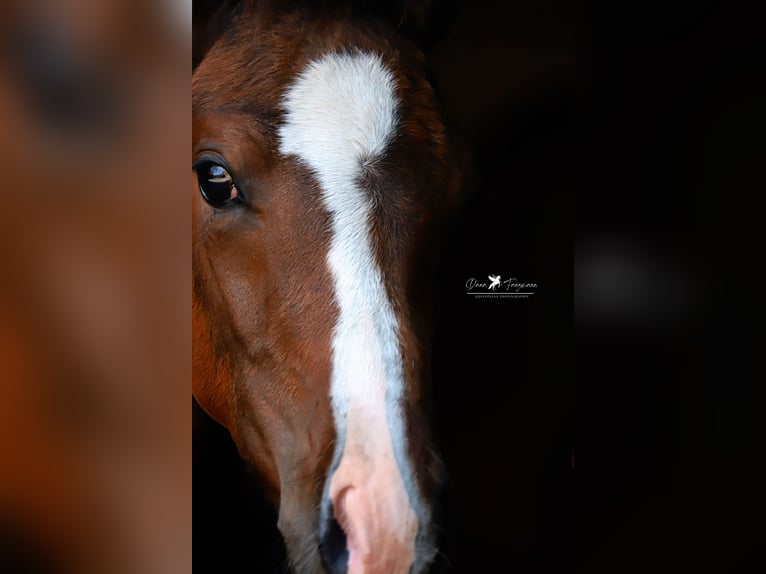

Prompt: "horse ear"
[399,0,459,50]
[193,0,242,70]
[352,0,458,51]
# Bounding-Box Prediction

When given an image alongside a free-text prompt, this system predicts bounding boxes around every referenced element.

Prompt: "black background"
[578,1,760,572]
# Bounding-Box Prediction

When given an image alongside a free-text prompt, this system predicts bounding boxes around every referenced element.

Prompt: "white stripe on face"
[278,51,425,573]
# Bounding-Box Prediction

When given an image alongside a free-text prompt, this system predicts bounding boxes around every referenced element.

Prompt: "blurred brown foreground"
[0,1,190,572]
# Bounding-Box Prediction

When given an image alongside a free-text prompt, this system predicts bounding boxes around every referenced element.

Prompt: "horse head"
[193,3,464,572]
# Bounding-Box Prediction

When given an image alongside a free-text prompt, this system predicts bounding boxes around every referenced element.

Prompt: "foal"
[193,2,462,572]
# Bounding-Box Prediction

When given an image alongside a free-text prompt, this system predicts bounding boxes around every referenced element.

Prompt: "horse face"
[193,7,459,574]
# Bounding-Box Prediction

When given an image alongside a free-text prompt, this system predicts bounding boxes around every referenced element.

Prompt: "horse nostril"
[318,511,348,574]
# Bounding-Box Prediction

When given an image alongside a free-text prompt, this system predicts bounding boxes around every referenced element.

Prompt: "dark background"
[427,1,573,572]
[577,1,760,572]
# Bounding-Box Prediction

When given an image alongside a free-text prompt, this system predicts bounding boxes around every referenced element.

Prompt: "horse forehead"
[193,14,399,126]
[278,51,398,181]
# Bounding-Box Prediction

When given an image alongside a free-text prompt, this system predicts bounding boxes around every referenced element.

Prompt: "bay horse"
[193,2,463,572]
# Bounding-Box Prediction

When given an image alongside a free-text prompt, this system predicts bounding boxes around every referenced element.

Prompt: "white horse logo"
[488,274,501,290]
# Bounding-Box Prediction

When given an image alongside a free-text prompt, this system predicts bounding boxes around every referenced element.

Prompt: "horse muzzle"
[317,440,451,574]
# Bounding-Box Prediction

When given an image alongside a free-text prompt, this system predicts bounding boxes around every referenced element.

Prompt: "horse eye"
[196,161,240,207]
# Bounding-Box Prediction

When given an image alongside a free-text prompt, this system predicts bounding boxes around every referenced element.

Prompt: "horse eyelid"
[192,153,233,173]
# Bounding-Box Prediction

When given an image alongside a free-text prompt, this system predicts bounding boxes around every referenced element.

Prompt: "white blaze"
[278,51,424,573]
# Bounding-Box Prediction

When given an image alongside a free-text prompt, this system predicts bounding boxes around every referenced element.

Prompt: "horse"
[192,1,464,572]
